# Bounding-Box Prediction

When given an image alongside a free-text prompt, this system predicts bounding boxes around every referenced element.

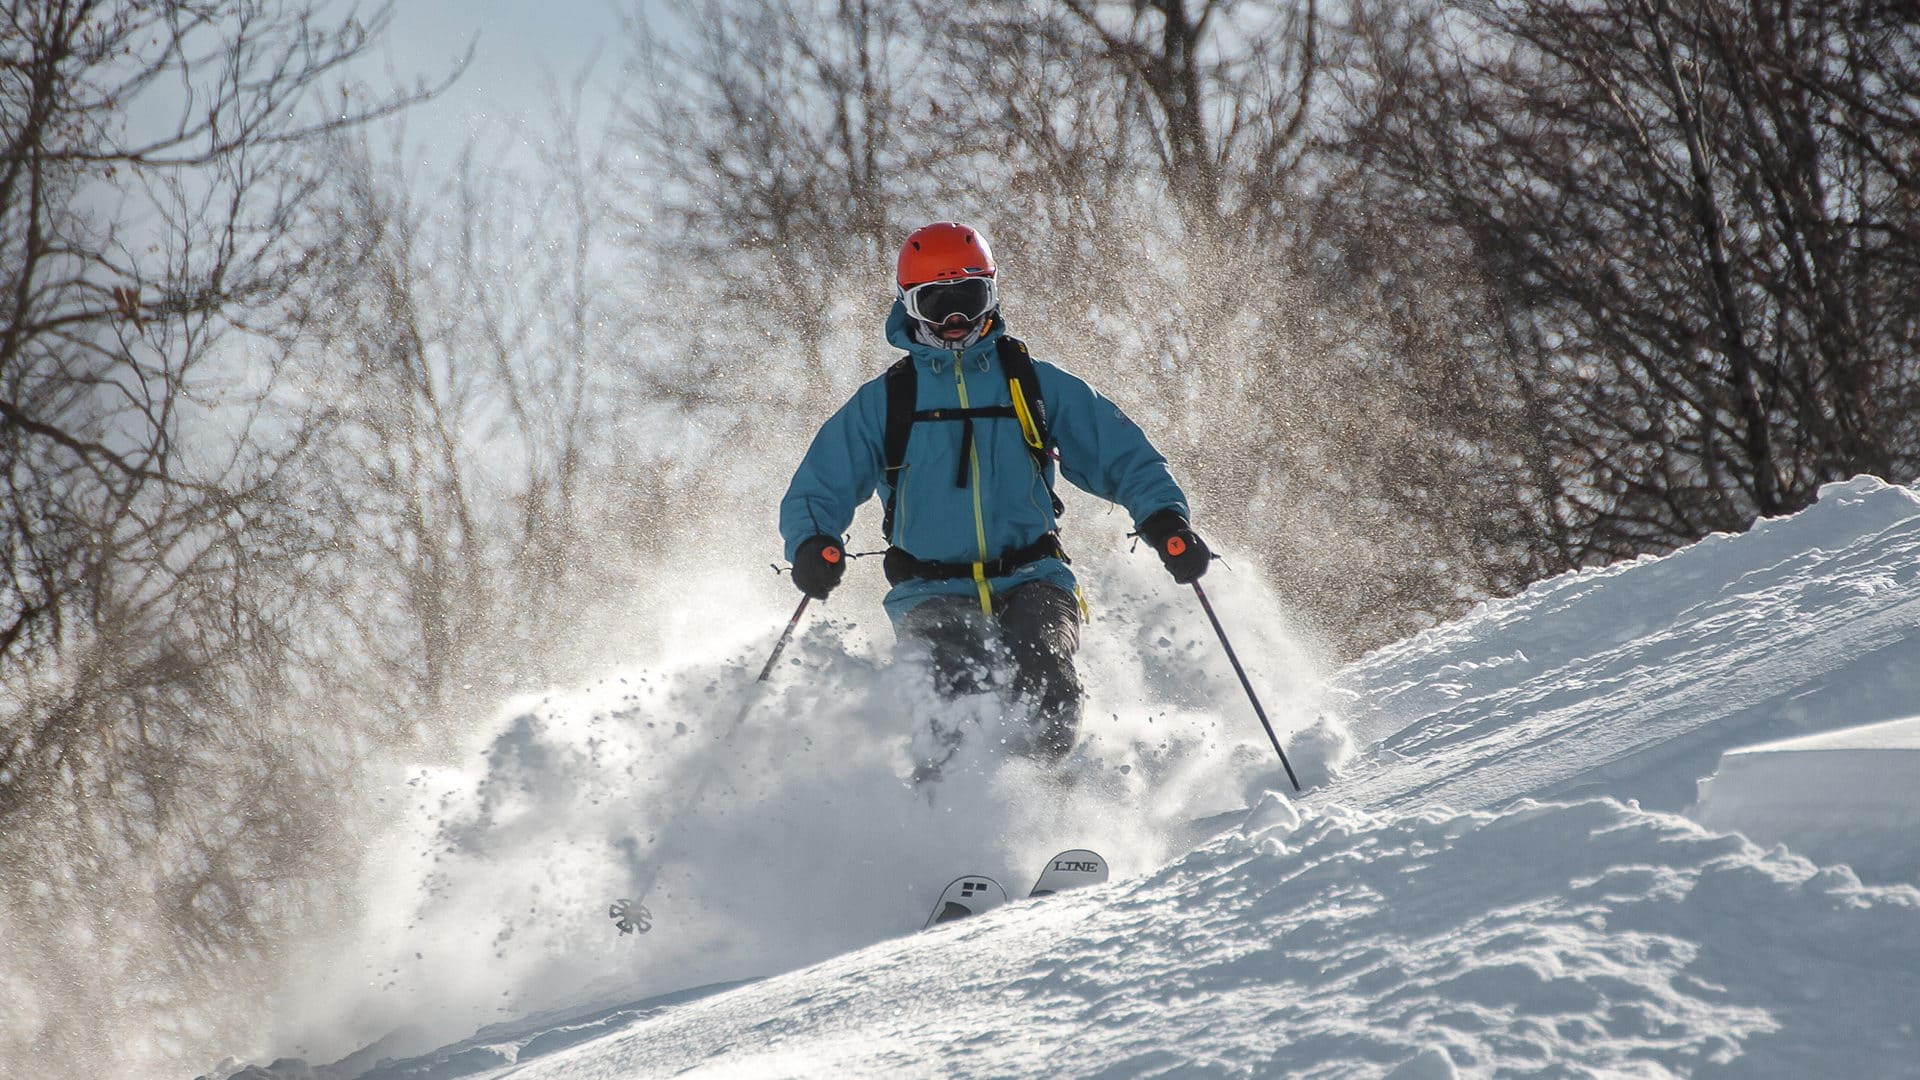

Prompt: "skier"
[779,222,1210,776]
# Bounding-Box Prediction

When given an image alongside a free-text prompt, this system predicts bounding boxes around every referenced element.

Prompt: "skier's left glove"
[790,535,847,598]
[1137,509,1211,584]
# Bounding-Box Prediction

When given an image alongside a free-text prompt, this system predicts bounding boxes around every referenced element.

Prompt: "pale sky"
[356,0,639,161]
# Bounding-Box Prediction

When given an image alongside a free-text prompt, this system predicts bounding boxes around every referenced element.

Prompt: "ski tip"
[922,875,1009,930]
[1029,849,1109,899]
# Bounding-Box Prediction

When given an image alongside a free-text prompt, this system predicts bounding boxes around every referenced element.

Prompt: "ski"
[1029,849,1108,898]
[922,874,1009,929]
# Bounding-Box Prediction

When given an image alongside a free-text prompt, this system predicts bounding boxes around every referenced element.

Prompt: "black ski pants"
[896,581,1084,764]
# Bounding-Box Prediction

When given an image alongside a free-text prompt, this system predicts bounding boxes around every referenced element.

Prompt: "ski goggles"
[899,275,997,326]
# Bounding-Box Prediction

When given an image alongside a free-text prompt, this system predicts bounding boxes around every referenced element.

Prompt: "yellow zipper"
[954,351,993,614]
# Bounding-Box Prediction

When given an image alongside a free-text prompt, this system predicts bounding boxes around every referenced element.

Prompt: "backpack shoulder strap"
[883,355,917,474]
[996,335,1065,520]
[996,335,1052,458]
[882,356,916,540]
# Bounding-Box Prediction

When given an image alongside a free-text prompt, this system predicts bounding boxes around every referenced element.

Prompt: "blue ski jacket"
[781,303,1190,620]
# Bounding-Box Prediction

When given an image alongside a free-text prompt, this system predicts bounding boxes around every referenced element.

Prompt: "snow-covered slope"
[489,798,1919,1079]
[212,477,1920,1079]
[1329,475,1920,815]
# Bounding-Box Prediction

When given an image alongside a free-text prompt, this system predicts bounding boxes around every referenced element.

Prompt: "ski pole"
[755,594,810,683]
[610,593,813,935]
[1191,580,1301,792]
[719,593,811,734]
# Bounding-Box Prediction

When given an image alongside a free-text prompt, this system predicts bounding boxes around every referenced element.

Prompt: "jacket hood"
[885,299,1006,373]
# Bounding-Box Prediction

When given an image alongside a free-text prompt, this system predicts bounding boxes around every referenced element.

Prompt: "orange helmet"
[896,222,996,288]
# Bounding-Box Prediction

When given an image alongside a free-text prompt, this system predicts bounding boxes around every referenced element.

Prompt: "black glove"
[791,535,847,598]
[1137,509,1211,584]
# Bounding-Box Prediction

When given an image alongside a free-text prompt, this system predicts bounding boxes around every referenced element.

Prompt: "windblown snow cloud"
[268,544,1331,1064]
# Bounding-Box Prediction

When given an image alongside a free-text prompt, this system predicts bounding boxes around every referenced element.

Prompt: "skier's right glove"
[790,535,847,598]
[1137,509,1211,584]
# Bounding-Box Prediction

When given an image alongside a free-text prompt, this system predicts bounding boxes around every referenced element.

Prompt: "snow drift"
[1695,714,1920,884]
[203,476,1920,1079]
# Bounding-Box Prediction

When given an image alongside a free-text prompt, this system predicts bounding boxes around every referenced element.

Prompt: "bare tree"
[1331,0,1920,564]
[616,0,920,398]
[289,109,693,746]
[0,2,454,1072]
[974,0,1322,242]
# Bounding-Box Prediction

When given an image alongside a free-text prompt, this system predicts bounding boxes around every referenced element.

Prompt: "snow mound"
[1331,474,1920,813]
[1694,715,1920,883]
